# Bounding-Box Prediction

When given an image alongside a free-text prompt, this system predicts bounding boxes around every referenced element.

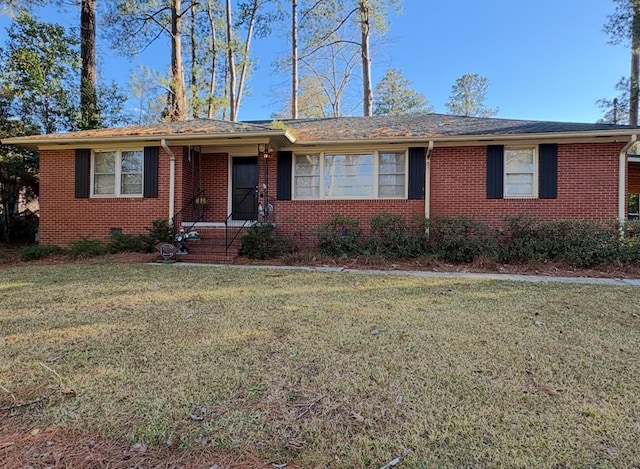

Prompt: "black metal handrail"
[225,188,256,255]
[171,189,206,238]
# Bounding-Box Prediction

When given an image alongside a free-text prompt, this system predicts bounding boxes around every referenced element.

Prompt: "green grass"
[1,264,639,468]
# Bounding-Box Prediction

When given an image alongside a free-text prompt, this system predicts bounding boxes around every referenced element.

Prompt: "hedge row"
[314,214,640,268]
[18,219,174,262]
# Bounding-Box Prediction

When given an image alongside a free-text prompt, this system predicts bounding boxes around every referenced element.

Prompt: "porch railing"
[225,188,256,255]
[171,190,206,237]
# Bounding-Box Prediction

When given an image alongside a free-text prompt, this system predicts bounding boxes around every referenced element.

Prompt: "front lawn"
[1,264,639,467]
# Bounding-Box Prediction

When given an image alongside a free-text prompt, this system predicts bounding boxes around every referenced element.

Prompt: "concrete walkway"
[166,262,640,287]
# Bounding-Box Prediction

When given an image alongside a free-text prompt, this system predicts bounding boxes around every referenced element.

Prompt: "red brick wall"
[430,143,625,225]
[273,199,425,246]
[39,142,627,248]
[202,153,229,221]
[39,146,181,247]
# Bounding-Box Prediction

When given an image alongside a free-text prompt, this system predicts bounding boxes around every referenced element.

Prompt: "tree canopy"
[446,73,498,118]
[373,68,432,116]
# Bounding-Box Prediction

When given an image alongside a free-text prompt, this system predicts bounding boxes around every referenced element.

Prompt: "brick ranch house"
[3,114,640,262]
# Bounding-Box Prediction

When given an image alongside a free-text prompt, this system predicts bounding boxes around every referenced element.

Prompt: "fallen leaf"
[351,411,365,422]
[30,428,41,436]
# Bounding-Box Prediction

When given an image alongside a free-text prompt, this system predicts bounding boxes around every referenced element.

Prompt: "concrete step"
[178,253,237,264]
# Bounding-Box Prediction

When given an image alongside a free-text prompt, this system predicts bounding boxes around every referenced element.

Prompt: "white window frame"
[90,149,144,198]
[504,146,538,199]
[292,150,408,200]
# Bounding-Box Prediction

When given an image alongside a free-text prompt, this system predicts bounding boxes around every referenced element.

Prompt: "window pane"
[94,151,116,173]
[505,174,534,196]
[378,152,405,197]
[506,148,534,173]
[325,154,373,197]
[121,151,143,173]
[121,174,143,195]
[294,154,320,198]
[94,174,115,194]
[379,152,405,174]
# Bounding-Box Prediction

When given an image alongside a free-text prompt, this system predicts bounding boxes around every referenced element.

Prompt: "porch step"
[177,227,246,264]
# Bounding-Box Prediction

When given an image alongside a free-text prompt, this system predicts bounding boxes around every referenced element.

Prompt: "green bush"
[502,216,547,262]
[146,219,174,246]
[108,233,150,253]
[69,238,109,259]
[18,244,64,262]
[366,213,427,259]
[553,221,621,268]
[240,222,293,259]
[428,216,502,263]
[314,215,362,256]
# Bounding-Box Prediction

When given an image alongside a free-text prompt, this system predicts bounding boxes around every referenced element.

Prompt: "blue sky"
[0,0,630,124]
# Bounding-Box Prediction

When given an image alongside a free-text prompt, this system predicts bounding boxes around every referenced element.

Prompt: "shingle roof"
[265,114,640,141]
[2,114,639,148]
[16,119,280,141]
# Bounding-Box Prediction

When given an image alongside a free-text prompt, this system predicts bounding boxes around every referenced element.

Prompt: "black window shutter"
[277,151,292,200]
[143,146,159,198]
[75,149,91,198]
[408,147,425,200]
[539,143,558,199]
[486,145,504,199]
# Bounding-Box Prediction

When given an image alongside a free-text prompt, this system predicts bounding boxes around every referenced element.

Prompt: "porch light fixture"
[195,194,207,205]
[258,143,271,159]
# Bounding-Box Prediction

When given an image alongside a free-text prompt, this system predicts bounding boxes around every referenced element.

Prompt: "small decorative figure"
[175,228,189,254]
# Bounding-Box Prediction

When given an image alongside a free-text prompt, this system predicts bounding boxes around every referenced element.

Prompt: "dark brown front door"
[231,157,258,221]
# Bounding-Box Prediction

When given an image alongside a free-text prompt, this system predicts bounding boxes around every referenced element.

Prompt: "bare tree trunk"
[359,0,372,117]
[206,0,218,119]
[631,4,640,126]
[234,0,259,120]
[292,0,299,119]
[190,4,199,119]
[169,0,187,121]
[80,0,98,129]
[226,0,237,121]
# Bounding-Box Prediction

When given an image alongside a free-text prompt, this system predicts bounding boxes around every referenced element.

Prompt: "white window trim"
[292,150,408,200]
[90,149,144,198]
[504,146,538,199]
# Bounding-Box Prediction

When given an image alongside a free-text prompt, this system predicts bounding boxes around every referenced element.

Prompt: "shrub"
[428,216,502,263]
[69,238,109,259]
[109,233,150,253]
[146,219,174,246]
[240,222,293,259]
[19,244,64,262]
[552,221,621,268]
[503,218,624,268]
[314,215,362,256]
[502,216,548,262]
[366,213,427,259]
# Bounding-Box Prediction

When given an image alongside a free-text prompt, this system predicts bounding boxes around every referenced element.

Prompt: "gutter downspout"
[619,134,637,231]
[161,139,176,226]
[425,141,434,220]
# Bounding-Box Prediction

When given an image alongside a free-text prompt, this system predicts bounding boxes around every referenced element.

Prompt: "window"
[92,150,144,197]
[293,151,406,199]
[504,147,537,198]
[294,153,320,198]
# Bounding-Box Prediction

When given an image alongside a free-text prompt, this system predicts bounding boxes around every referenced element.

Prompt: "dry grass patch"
[1,264,639,468]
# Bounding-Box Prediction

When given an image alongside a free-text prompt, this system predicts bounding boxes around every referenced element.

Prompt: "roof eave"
[1,129,296,150]
[291,129,640,147]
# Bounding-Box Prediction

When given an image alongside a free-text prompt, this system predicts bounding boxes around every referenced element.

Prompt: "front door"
[231,157,259,221]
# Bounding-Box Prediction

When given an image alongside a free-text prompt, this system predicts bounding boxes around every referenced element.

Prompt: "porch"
[170,144,274,263]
